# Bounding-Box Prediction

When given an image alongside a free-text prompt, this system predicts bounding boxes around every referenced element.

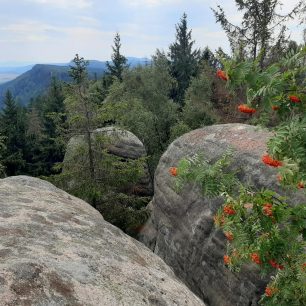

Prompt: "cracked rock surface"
[140,124,305,306]
[0,176,204,306]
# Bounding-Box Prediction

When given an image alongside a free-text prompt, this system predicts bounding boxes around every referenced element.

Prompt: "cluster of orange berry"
[169,167,178,176]
[223,204,236,215]
[271,95,301,111]
[262,154,304,189]
[262,154,283,167]
[265,286,278,297]
[237,104,256,114]
[262,203,273,217]
[216,69,303,115]
[289,95,301,103]
[268,259,284,270]
[251,252,262,265]
[216,69,229,81]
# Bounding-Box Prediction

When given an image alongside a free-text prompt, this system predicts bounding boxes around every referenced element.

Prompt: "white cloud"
[77,16,100,27]
[278,0,302,13]
[29,0,93,9]
[0,19,115,62]
[0,21,58,42]
[193,26,230,52]
[208,0,304,47]
[121,0,182,7]
[0,0,303,63]
[119,23,161,41]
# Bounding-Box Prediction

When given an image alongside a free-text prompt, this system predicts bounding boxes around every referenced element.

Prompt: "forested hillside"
[0,57,149,107]
[0,64,72,106]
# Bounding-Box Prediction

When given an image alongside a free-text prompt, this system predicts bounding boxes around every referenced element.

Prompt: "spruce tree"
[39,77,67,175]
[0,133,5,177]
[69,54,88,85]
[106,33,128,81]
[1,91,17,126]
[169,13,200,107]
[0,90,26,176]
[43,77,66,137]
[67,54,96,195]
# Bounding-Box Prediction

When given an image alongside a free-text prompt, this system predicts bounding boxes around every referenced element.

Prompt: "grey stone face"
[0,176,205,306]
[139,124,306,306]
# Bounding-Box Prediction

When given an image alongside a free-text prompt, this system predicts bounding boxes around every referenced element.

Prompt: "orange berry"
[268,259,283,269]
[250,252,261,264]
[262,154,283,167]
[214,214,226,226]
[289,95,301,103]
[238,104,256,114]
[265,287,277,297]
[169,167,178,177]
[223,255,231,265]
[216,70,229,81]
[224,231,234,241]
[262,203,273,217]
[276,174,283,182]
[223,205,236,216]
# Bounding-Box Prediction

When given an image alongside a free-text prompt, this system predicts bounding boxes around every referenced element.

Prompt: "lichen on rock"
[139,123,305,306]
[0,175,205,306]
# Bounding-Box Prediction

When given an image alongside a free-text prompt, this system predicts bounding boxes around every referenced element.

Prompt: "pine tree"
[106,33,128,81]
[169,13,200,107]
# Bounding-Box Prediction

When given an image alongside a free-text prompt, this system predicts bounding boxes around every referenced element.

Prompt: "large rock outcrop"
[140,124,305,306]
[64,127,152,195]
[0,176,205,306]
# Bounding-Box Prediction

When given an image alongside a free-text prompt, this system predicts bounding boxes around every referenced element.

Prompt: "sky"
[0,0,304,65]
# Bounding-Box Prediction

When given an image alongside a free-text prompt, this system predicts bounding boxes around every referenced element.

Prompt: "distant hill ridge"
[0,57,149,107]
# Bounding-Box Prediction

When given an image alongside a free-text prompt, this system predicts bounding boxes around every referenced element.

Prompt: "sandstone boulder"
[140,124,305,306]
[0,176,205,306]
[63,127,152,196]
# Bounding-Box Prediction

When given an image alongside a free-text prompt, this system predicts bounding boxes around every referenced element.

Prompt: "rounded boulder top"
[0,176,205,306]
[140,124,305,306]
